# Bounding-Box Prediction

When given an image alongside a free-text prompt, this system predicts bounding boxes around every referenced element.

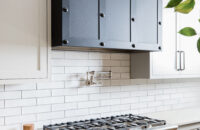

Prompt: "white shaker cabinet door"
[150,0,179,79]
[177,0,200,77]
[0,0,49,83]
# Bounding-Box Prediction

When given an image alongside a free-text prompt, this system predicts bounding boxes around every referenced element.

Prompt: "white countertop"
[145,108,200,126]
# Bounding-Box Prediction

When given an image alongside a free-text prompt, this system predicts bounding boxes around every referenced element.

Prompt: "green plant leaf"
[179,27,197,36]
[175,0,195,14]
[199,18,200,22]
[166,0,183,8]
[197,38,200,53]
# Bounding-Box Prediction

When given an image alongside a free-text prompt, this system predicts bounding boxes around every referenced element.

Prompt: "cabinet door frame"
[62,0,100,48]
[99,0,132,50]
[0,0,50,84]
[130,0,162,51]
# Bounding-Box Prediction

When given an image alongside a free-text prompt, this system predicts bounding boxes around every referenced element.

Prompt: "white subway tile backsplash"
[0,117,4,125]
[37,111,65,121]
[111,80,121,86]
[131,91,147,97]
[148,89,163,96]
[120,86,138,92]
[65,95,88,102]
[52,59,68,66]
[108,60,121,67]
[89,106,110,114]
[89,93,110,100]
[22,105,51,115]
[78,87,100,94]
[140,96,155,102]
[163,88,177,94]
[88,60,102,67]
[0,85,4,92]
[78,101,99,108]
[148,101,163,107]
[22,90,51,98]
[37,82,65,89]
[121,73,130,79]
[0,125,21,130]
[5,84,36,91]
[89,52,110,60]
[110,104,130,112]
[52,74,68,81]
[67,67,88,73]
[111,92,130,99]
[109,86,121,92]
[111,67,130,73]
[1,51,200,129]
[156,106,171,112]
[111,53,130,60]
[0,91,21,100]
[121,97,139,104]
[155,95,170,101]
[0,108,21,116]
[171,93,183,99]
[131,103,147,109]
[37,97,64,105]
[67,60,88,67]
[5,99,36,108]
[120,61,130,67]
[120,80,131,86]
[65,80,86,88]
[65,109,89,117]
[0,100,4,108]
[101,99,121,106]
[5,114,36,125]
[163,100,179,105]
[52,67,65,74]
[52,88,77,96]
[111,73,121,80]
[52,103,77,111]
[138,107,156,114]
[65,52,88,60]
[89,67,111,72]
[52,51,65,59]
[65,73,87,81]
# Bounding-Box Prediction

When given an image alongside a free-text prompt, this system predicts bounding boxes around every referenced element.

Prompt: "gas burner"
[43,114,168,130]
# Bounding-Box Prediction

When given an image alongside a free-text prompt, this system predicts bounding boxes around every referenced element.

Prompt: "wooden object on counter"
[23,124,34,130]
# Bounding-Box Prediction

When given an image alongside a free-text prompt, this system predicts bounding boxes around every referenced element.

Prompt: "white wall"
[1,50,200,130]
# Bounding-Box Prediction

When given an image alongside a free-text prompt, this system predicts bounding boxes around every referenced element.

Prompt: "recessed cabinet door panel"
[177,0,200,76]
[131,0,158,48]
[63,0,99,47]
[100,0,131,49]
[0,0,48,80]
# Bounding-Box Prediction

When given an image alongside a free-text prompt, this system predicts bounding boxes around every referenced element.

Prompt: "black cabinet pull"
[100,42,105,46]
[63,8,68,12]
[100,13,105,18]
[131,18,135,22]
[132,44,135,48]
[63,40,69,44]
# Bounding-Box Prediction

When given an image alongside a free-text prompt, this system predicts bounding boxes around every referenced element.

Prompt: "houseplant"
[166,0,200,53]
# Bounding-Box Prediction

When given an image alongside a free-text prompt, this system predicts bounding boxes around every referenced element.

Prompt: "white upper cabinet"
[151,0,178,78]
[131,0,200,79]
[177,0,200,77]
[0,0,50,84]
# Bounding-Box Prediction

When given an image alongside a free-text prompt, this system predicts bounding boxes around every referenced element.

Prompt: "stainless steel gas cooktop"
[43,114,177,130]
